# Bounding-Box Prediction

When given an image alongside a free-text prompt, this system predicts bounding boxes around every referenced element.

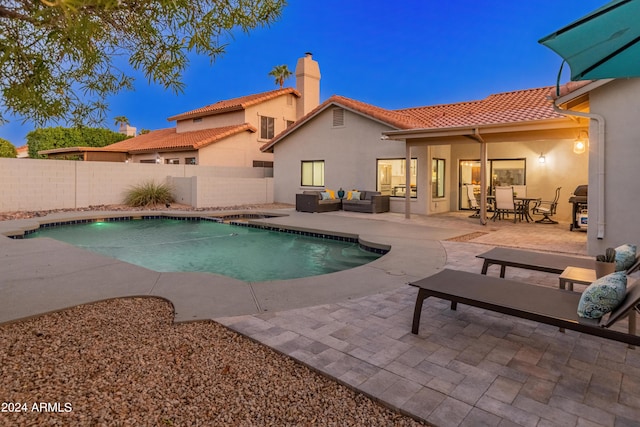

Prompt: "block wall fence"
[0,158,273,211]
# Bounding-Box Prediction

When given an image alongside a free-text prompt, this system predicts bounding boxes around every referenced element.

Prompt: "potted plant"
[595,247,616,278]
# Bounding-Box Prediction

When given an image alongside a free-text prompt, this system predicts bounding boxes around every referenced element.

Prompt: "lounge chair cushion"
[577,271,627,319]
[615,244,636,271]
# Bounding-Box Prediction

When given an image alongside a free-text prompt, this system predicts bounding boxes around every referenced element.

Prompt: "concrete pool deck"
[0,208,463,323]
[2,208,639,427]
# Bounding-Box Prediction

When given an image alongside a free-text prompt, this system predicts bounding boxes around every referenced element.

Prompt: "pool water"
[27,219,382,281]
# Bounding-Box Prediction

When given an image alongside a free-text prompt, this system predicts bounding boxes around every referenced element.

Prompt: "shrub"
[124,181,174,207]
[0,138,17,158]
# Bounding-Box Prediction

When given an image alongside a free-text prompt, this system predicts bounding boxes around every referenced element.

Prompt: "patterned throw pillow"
[320,191,330,200]
[351,191,361,200]
[327,189,336,199]
[346,191,353,200]
[615,244,636,271]
[577,271,627,319]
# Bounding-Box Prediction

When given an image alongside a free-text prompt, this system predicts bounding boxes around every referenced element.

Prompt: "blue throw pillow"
[615,244,636,271]
[320,191,330,200]
[577,271,627,319]
[351,191,361,200]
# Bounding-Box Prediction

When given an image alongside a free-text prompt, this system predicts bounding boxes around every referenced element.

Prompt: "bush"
[0,138,17,158]
[124,181,174,207]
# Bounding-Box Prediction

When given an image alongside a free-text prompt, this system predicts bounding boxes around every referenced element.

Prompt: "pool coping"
[0,209,472,324]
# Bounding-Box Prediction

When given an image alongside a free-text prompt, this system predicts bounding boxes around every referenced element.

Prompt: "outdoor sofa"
[341,190,390,213]
[295,190,341,213]
[410,269,640,347]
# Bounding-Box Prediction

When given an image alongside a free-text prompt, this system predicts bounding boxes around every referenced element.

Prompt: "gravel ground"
[0,298,427,426]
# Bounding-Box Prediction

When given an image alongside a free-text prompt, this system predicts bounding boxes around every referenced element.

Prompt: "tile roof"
[103,124,256,153]
[398,86,565,128]
[262,86,565,152]
[167,88,301,121]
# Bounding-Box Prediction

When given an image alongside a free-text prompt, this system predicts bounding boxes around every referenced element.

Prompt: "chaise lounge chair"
[410,269,640,347]
[476,247,595,278]
[477,247,640,279]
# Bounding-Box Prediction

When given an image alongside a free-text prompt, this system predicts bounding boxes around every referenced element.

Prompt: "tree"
[27,126,128,159]
[0,0,287,127]
[268,65,292,88]
[113,116,130,128]
[0,137,17,158]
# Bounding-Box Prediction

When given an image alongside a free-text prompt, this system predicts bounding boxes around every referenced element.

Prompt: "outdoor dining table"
[485,195,540,222]
[515,197,540,222]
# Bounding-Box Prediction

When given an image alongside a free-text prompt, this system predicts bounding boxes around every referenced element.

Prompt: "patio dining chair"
[532,187,561,224]
[465,185,480,218]
[493,186,523,223]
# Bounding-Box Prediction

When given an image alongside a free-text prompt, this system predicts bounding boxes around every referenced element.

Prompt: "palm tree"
[113,115,129,128]
[268,65,292,88]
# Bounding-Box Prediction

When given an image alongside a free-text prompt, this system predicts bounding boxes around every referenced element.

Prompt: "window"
[376,158,417,197]
[332,108,345,127]
[458,158,526,209]
[301,160,324,186]
[260,116,275,139]
[432,158,445,199]
[185,157,197,165]
[253,160,274,167]
[193,118,202,123]
[165,158,179,165]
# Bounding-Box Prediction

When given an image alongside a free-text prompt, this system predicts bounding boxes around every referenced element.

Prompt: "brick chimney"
[295,52,321,119]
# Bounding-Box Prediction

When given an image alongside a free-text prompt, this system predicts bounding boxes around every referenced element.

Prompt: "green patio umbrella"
[539,0,640,81]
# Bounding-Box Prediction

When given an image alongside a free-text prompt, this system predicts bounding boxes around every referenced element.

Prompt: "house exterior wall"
[0,158,273,211]
[244,94,298,143]
[272,108,429,214]
[450,138,588,222]
[587,78,640,254]
[175,110,245,133]
[198,131,271,167]
[131,150,199,165]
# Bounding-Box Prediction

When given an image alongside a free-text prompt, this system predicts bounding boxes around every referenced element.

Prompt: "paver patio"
[1,208,638,426]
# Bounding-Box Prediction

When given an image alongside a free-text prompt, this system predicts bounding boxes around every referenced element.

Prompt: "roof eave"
[167,105,244,122]
[553,79,614,106]
[38,146,129,155]
[382,117,583,140]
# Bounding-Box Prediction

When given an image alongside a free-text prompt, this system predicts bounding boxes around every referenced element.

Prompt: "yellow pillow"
[327,189,336,199]
[346,191,353,200]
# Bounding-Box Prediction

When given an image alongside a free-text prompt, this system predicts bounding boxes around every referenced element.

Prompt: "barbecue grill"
[569,185,588,231]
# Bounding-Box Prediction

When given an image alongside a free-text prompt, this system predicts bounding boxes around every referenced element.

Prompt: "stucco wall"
[197,130,273,167]
[245,94,298,143]
[0,158,273,211]
[272,108,429,214]
[175,110,245,133]
[587,78,640,254]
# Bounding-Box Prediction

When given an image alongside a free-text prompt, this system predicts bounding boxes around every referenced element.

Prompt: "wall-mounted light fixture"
[538,153,546,164]
[573,130,588,154]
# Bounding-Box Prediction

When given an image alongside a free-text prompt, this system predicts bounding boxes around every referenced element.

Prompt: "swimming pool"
[27,218,383,281]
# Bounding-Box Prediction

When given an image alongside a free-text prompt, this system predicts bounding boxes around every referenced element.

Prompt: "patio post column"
[476,129,488,225]
[405,143,411,219]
